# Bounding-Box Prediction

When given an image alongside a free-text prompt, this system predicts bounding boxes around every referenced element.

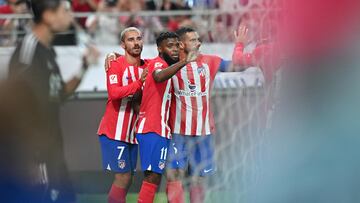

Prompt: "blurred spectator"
[86,0,122,44]
[72,0,101,28]
[142,0,164,43]
[144,0,157,10]
[0,0,30,46]
[118,0,145,28]
[161,0,194,32]
[186,0,217,8]
[161,0,181,10]
[87,0,150,44]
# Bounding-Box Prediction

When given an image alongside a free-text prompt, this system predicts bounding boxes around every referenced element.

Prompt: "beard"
[184,46,199,54]
[162,52,179,65]
[127,45,143,57]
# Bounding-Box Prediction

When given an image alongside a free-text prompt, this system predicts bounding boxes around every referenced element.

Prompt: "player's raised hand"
[104,52,121,71]
[186,50,199,63]
[234,24,249,44]
[140,68,148,82]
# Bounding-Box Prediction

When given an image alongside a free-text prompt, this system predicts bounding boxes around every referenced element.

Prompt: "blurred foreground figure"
[0,79,48,203]
[7,0,99,202]
[245,0,360,202]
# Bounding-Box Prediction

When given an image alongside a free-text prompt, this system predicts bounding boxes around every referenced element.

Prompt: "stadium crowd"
[0,0,276,46]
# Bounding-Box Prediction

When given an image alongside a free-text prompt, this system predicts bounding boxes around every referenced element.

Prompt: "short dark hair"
[175,27,196,38]
[30,0,63,24]
[156,31,179,47]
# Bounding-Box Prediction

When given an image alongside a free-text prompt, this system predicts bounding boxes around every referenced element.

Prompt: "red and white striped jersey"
[97,56,149,144]
[169,54,222,136]
[136,57,172,139]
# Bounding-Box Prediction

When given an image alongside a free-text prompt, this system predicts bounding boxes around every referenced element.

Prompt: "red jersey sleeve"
[152,59,168,71]
[106,60,143,100]
[232,42,279,66]
[232,43,261,66]
[233,42,280,82]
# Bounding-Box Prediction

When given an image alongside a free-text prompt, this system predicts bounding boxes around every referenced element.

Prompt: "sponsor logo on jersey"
[118,160,126,169]
[176,90,208,97]
[176,81,207,97]
[187,80,197,92]
[109,74,118,84]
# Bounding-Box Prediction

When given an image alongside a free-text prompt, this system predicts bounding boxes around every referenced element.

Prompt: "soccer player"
[97,27,148,203]
[135,31,198,203]
[232,24,280,83]
[233,23,282,130]
[166,27,236,203]
[8,0,98,202]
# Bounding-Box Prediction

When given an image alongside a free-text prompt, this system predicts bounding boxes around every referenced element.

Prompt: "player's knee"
[191,176,205,186]
[114,172,132,188]
[144,170,162,185]
[166,169,184,181]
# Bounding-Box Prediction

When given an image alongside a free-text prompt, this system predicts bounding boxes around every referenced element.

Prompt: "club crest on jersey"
[118,160,126,169]
[109,74,118,84]
[197,66,206,77]
[158,161,166,170]
[187,80,197,92]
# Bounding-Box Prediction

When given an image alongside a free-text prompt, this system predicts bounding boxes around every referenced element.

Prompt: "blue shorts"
[167,134,215,177]
[136,133,171,174]
[98,135,138,173]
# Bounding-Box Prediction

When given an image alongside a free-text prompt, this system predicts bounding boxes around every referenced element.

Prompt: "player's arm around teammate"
[105,59,148,100]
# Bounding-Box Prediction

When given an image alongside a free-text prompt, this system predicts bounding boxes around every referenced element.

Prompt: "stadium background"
[4,0,360,202]
[0,0,271,202]
[0,46,266,203]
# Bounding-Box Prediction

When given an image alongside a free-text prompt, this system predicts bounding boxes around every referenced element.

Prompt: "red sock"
[166,181,184,203]
[108,184,127,203]
[138,181,158,203]
[189,185,205,203]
